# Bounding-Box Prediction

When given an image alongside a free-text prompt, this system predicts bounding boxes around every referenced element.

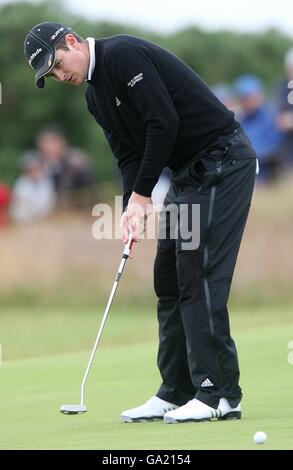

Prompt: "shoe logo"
[210,408,221,419]
[201,378,214,387]
[115,96,121,107]
[163,406,177,414]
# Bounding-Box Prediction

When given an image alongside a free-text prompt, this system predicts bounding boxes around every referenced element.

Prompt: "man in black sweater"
[24,22,257,424]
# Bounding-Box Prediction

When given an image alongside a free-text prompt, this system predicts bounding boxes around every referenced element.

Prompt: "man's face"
[239,92,264,115]
[47,35,89,86]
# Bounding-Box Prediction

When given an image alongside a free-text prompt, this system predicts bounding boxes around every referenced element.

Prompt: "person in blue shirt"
[234,75,282,182]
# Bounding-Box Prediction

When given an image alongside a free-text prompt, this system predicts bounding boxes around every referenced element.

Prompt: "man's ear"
[65,33,78,49]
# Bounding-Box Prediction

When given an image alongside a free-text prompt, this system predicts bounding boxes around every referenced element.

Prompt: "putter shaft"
[79,238,134,406]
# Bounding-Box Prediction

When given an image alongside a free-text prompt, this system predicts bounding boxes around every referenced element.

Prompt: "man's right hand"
[120,192,152,245]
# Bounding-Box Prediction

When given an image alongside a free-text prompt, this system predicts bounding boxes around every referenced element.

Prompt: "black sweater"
[85,35,238,209]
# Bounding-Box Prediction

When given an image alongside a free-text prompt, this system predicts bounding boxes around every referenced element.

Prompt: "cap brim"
[35,49,56,89]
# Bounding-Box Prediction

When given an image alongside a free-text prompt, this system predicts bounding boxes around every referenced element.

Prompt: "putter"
[60,237,134,415]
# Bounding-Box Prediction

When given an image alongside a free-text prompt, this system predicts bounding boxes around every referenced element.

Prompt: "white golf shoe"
[164,398,241,423]
[121,396,178,422]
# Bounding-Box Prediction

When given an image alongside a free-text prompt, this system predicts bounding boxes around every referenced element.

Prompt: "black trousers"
[154,127,256,409]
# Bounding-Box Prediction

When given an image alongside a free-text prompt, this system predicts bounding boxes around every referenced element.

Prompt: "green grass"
[0,304,293,450]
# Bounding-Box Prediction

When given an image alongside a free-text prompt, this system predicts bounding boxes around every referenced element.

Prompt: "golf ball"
[253,431,267,444]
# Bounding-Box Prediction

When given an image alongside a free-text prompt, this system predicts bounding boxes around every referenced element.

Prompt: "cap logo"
[47,53,53,67]
[51,27,65,41]
[29,47,42,65]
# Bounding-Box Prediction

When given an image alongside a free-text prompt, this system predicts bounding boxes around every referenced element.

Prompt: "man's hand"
[120,192,152,244]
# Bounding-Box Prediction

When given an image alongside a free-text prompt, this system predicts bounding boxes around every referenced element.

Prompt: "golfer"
[24,22,257,423]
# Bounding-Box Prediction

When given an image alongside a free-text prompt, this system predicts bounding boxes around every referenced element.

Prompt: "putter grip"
[123,237,134,258]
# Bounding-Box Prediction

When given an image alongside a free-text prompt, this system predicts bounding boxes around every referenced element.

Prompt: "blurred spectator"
[212,83,242,120]
[276,47,293,167]
[234,75,282,182]
[10,151,55,223]
[36,126,96,208]
[0,183,11,226]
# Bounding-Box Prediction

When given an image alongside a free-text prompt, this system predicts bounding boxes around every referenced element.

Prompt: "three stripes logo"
[210,408,221,419]
[201,378,214,388]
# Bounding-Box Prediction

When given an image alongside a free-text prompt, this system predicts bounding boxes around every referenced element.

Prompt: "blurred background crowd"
[212,50,293,184]
[0,0,293,307]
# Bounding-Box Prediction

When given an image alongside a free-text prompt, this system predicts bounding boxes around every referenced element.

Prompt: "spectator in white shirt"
[10,151,56,222]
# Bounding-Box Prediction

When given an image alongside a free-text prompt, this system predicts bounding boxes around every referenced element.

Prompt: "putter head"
[60,404,87,415]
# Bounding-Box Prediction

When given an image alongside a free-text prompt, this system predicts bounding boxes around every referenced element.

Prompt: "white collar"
[86,37,96,81]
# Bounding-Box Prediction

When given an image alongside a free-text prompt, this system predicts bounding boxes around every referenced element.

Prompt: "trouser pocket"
[190,143,231,191]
